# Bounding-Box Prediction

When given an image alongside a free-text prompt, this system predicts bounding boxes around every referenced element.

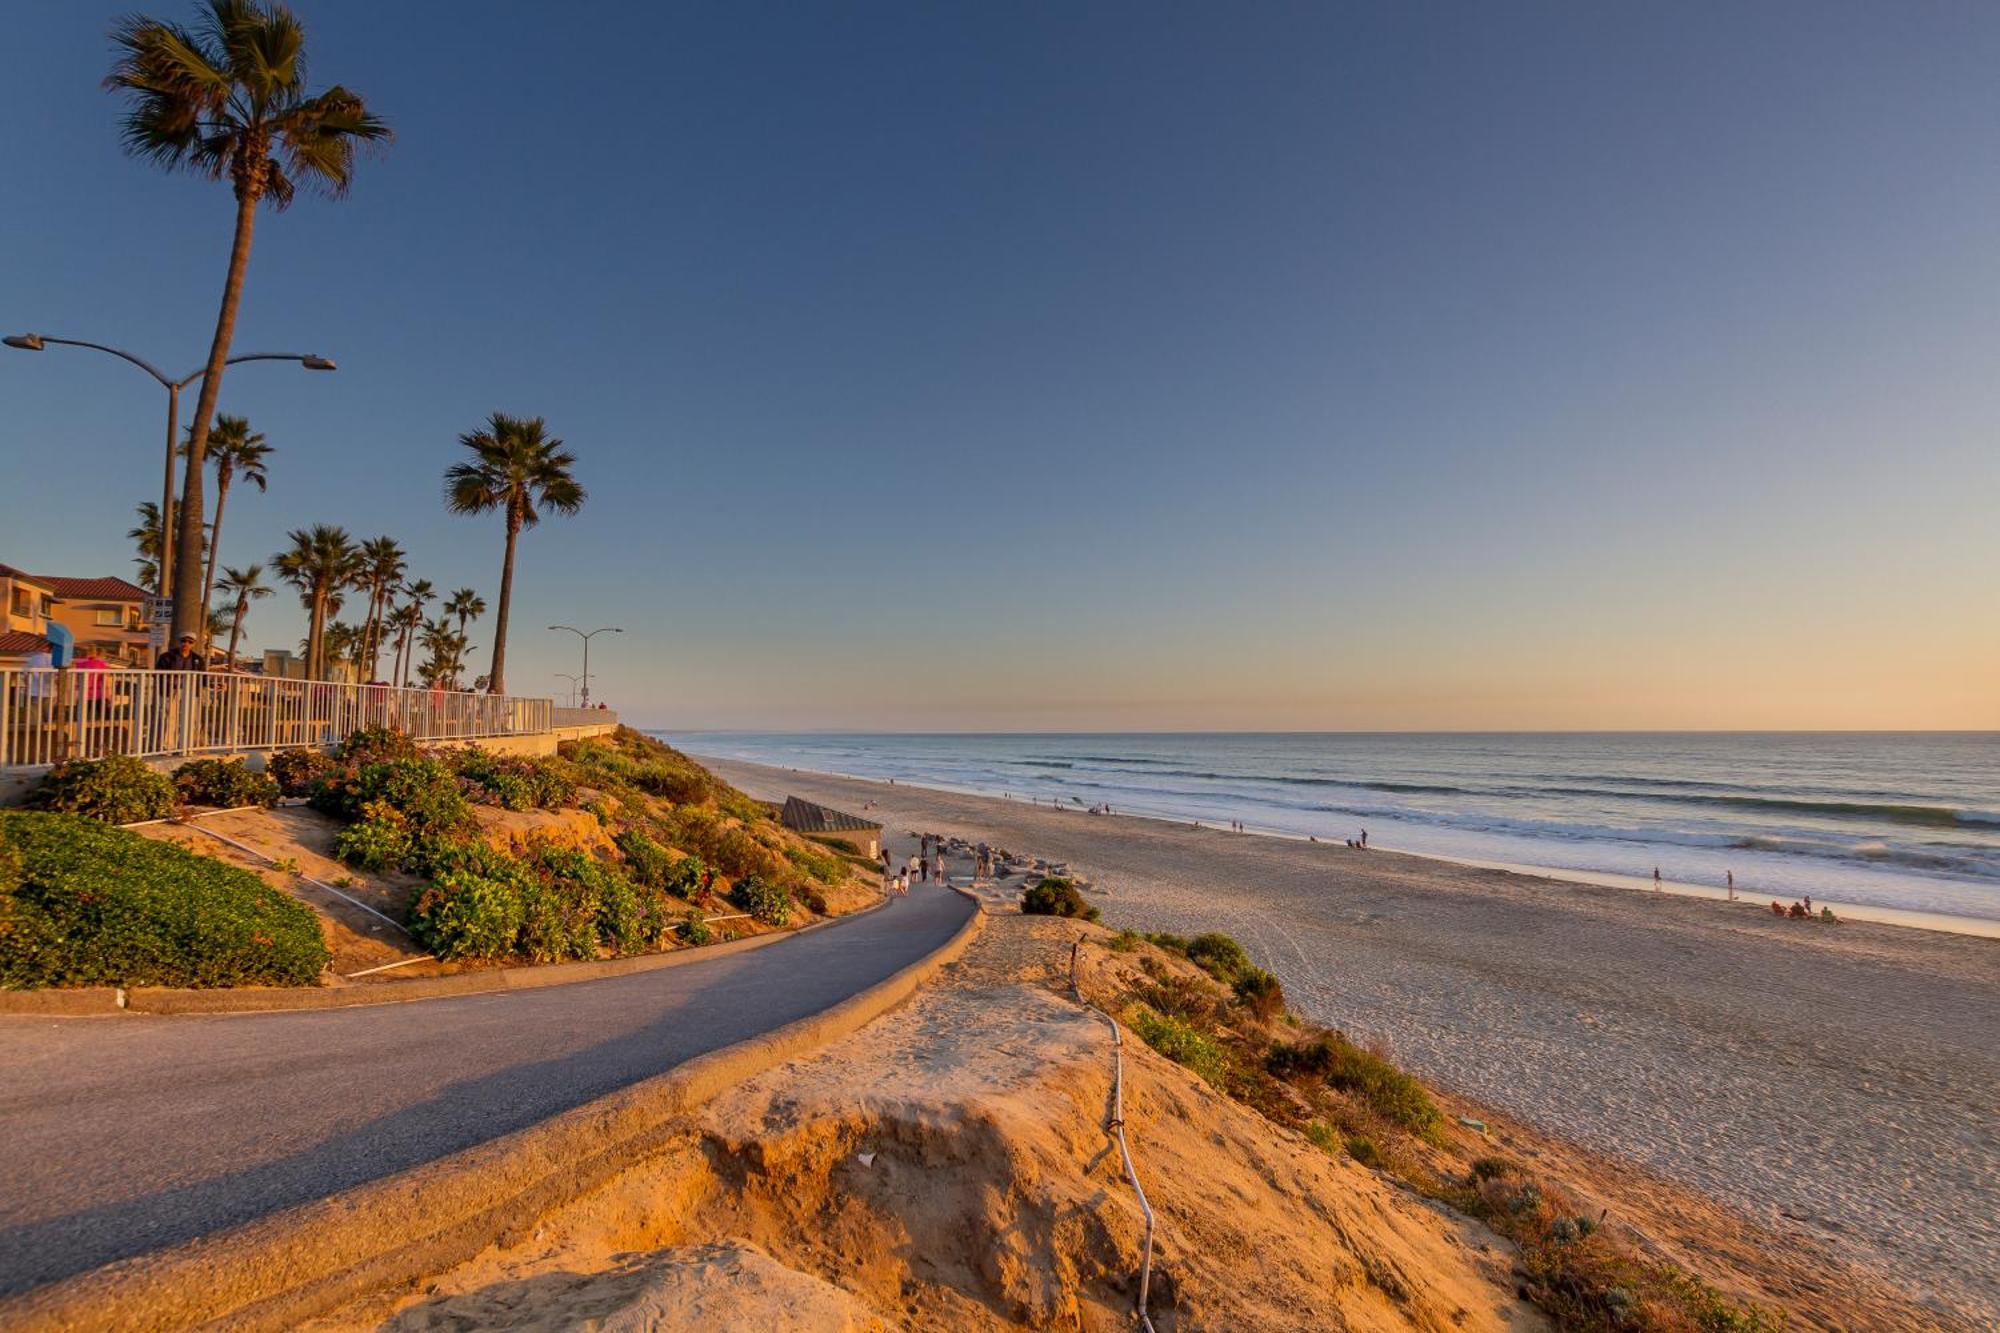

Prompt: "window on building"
[94,608,123,626]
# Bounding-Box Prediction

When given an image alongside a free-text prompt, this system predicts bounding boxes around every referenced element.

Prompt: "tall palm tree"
[418,616,468,688]
[193,414,271,654]
[108,0,390,644]
[320,621,361,677]
[387,601,424,687]
[444,587,485,643]
[273,524,359,679]
[444,414,584,694]
[216,562,271,668]
[356,536,406,680]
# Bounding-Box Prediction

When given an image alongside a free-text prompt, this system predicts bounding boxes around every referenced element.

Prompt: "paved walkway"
[0,885,973,1296]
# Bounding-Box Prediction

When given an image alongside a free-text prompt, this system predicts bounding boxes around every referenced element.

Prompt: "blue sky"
[3,3,1997,729]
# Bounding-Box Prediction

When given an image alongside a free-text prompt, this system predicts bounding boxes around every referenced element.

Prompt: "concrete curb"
[0,893,892,1018]
[0,889,985,1332]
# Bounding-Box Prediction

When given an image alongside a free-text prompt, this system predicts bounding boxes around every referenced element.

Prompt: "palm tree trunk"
[172,184,261,644]
[488,511,521,695]
[226,601,246,670]
[363,585,382,681]
[307,587,327,681]
[198,476,231,657]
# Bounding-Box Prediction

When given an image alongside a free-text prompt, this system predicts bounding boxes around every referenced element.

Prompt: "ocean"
[662,731,2000,928]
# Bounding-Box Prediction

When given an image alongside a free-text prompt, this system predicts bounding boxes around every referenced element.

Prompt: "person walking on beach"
[1360,828,1368,848]
[1726,870,1735,901]
[1653,866,1662,891]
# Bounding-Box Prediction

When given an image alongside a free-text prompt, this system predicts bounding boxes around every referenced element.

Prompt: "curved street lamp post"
[3,333,333,601]
[548,625,622,709]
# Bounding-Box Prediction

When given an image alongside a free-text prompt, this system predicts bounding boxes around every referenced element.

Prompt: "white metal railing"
[0,668,554,769]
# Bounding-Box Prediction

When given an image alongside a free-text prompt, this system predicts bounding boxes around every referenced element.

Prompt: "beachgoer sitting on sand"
[1788,901,1810,919]
[1771,901,1787,916]
[1820,906,1839,923]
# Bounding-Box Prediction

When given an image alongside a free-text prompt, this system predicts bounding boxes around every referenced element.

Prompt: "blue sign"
[44,621,75,668]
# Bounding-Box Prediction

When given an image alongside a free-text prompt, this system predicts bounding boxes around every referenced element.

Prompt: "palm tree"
[444,587,485,643]
[129,501,165,588]
[356,537,406,680]
[418,616,468,687]
[193,414,271,654]
[273,524,360,679]
[216,562,271,668]
[321,621,361,677]
[387,601,424,687]
[444,414,585,694]
[108,0,390,643]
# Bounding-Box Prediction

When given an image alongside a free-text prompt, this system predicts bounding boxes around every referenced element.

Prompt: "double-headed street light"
[3,333,334,599]
[548,625,622,709]
[554,672,584,708]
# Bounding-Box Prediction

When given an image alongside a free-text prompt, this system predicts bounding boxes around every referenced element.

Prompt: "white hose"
[1070,941,1158,1331]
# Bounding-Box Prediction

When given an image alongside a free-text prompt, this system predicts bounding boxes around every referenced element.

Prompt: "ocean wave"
[1695,795,2000,828]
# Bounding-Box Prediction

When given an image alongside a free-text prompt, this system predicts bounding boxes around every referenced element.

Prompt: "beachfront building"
[0,564,155,667]
[0,564,58,664]
[40,575,152,667]
[780,795,883,860]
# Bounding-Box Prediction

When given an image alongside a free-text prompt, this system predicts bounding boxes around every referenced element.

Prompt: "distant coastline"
[663,730,2000,935]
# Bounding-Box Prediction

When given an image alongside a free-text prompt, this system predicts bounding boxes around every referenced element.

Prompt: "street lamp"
[3,333,335,599]
[548,625,622,709]
[553,672,583,708]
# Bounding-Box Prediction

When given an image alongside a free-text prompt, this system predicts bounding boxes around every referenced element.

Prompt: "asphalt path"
[0,884,971,1296]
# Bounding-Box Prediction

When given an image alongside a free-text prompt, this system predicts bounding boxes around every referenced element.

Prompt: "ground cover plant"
[0,811,327,988]
[1088,929,1781,1332]
[30,754,176,824]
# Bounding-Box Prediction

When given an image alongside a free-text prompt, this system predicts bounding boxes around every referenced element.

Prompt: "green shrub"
[680,909,713,945]
[1184,932,1249,981]
[1304,1119,1340,1154]
[1128,1005,1229,1089]
[31,755,175,824]
[266,747,334,798]
[0,811,327,987]
[1323,1037,1442,1137]
[1109,929,1142,952]
[1266,1037,1337,1080]
[1144,931,1189,954]
[311,757,471,836]
[335,726,419,765]
[171,758,280,810]
[782,841,845,886]
[410,862,529,961]
[452,749,577,811]
[616,827,673,888]
[731,874,792,926]
[1345,1135,1383,1167]
[1021,876,1099,921]
[334,800,414,871]
[1232,966,1285,1021]
[667,806,778,881]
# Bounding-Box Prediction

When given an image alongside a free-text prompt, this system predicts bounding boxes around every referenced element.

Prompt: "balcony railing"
[0,668,554,769]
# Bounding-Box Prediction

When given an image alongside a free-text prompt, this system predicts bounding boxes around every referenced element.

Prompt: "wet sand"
[704,755,2000,1327]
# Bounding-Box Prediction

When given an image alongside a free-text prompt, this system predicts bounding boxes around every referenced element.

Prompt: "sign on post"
[145,597,173,651]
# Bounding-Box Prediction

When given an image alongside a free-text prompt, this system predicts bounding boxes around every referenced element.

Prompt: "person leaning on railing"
[155,634,205,673]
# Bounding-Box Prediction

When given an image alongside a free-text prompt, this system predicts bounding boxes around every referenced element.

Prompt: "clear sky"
[3,3,1996,730]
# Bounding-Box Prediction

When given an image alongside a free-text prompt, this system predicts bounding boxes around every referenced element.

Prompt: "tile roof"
[0,630,53,656]
[780,795,882,835]
[36,575,150,602]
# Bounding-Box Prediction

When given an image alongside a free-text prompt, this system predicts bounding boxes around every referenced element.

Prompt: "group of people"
[878,833,1008,896]
[1772,895,1838,923]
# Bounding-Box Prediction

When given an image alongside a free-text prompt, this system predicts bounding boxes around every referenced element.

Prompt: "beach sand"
[704,755,2000,1327]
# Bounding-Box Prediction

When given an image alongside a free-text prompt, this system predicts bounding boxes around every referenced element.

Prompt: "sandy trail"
[706,756,2000,1328]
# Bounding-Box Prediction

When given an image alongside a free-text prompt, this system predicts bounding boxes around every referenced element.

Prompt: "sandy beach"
[705,755,2000,1327]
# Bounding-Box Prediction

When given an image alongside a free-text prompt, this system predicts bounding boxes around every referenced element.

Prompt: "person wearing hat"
[156,634,206,673]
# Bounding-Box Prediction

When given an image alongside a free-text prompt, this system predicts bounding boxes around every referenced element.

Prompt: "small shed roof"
[780,795,881,835]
